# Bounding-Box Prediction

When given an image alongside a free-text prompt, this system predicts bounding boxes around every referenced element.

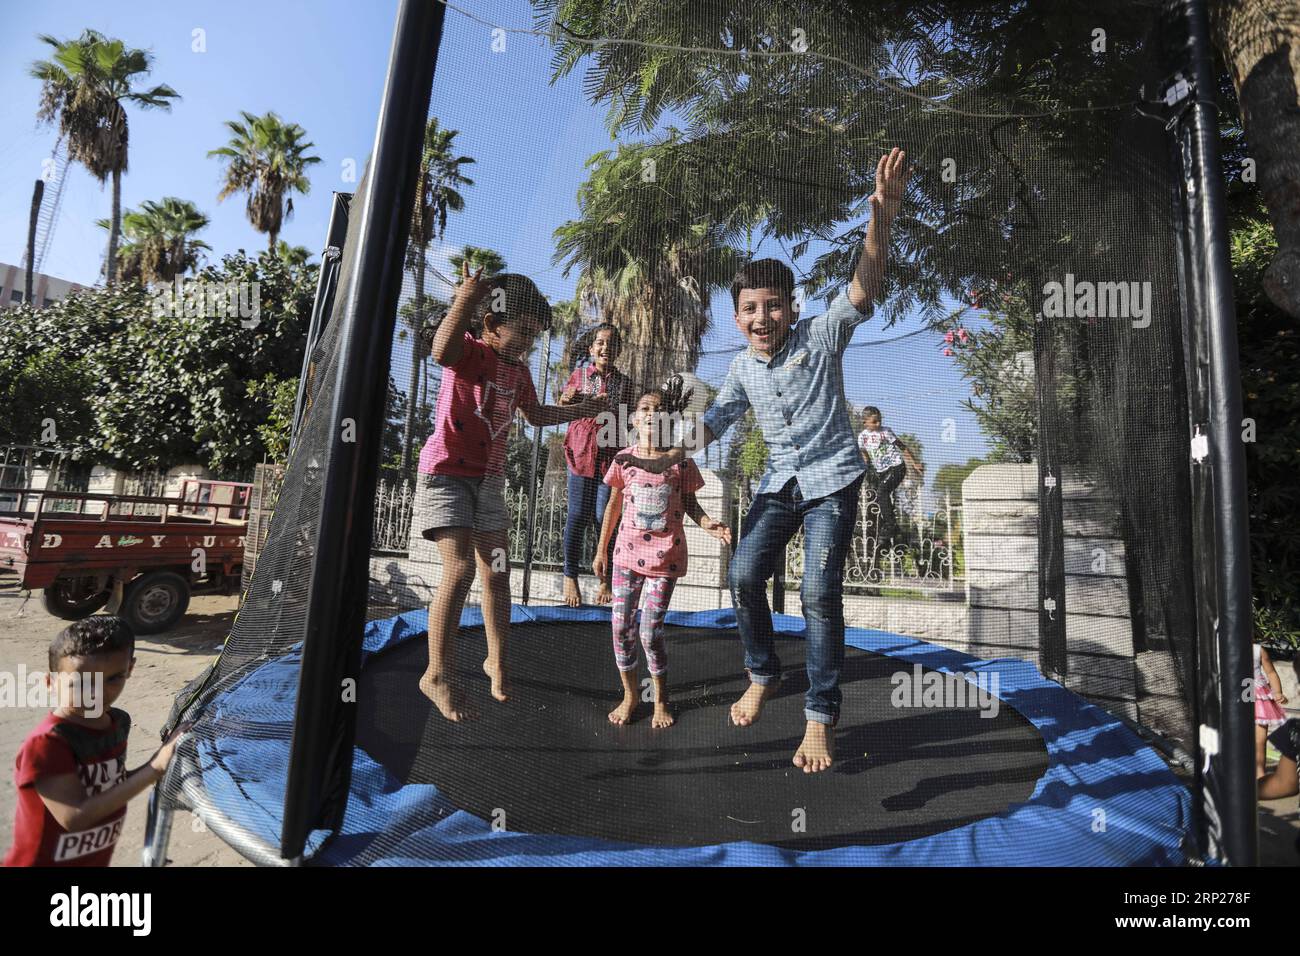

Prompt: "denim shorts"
[413,472,509,535]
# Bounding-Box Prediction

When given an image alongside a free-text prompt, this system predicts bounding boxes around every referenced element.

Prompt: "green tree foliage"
[95,196,210,284]
[932,457,986,505]
[533,0,1166,320]
[934,291,1040,463]
[0,251,316,476]
[506,423,542,495]
[246,373,299,463]
[0,348,96,448]
[1230,190,1299,645]
[553,140,748,388]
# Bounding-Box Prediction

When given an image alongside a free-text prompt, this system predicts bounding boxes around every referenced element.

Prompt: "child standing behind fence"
[594,379,730,728]
[558,323,634,607]
[415,264,606,722]
[858,406,924,546]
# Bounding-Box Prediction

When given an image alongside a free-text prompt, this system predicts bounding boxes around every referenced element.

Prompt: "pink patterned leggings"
[610,564,677,676]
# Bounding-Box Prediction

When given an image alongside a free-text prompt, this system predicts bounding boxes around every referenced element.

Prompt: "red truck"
[0,479,250,634]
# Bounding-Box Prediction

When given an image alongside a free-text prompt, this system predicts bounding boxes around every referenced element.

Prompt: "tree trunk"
[107,167,122,286]
[400,252,427,475]
[1214,0,1300,319]
[268,226,279,253]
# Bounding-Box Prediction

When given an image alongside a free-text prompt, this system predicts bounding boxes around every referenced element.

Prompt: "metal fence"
[378,473,963,594]
[373,477,415,553]
[733,480,962,594]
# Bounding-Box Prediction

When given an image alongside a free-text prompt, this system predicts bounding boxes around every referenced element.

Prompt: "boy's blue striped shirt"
[701,290,871,500]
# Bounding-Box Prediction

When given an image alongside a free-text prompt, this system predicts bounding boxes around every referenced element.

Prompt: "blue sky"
[0,0,989,486]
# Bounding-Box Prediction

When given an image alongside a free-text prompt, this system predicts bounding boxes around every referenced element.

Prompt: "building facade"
[0,261,90,310]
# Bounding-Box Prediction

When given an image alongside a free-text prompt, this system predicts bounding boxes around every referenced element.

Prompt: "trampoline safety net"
[161,0,1237,867]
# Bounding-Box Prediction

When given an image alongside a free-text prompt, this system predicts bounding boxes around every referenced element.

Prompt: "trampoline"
[148,0,1257,867]
[167,605,1188,866]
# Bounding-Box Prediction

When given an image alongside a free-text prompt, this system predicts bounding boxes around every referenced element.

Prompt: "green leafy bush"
[0,251,316,476]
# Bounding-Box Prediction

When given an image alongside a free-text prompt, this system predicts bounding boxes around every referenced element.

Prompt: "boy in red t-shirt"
[4,617,187,867]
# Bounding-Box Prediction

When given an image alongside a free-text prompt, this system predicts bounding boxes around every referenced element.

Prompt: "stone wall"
[963,462,1141,719]
[371,466,970,647]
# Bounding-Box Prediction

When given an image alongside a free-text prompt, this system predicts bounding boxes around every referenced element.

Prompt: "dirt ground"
[1,586,1295,867]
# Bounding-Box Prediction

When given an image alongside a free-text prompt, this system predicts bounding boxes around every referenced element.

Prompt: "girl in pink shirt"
[595,378,731,728]
[557,324,634,608]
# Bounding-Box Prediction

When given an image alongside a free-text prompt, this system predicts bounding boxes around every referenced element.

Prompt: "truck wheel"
[42,578,111,620]
[122,572,191,635]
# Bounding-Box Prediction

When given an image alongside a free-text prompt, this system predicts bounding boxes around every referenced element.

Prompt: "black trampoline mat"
[354,622,1049,851]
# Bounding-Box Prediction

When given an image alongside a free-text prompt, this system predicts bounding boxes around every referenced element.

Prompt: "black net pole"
[1172,0,1257,865]
[280,0,446,860]
[521,328,551,605]
[1033,288,1068,682]
[290,191,353,453]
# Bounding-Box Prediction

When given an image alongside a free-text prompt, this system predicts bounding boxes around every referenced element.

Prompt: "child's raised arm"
[431,262,490,367]
[684,491,732,548]
[848,148,907,313]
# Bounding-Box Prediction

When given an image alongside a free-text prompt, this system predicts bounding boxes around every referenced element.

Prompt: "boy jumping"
[618,147,906,773]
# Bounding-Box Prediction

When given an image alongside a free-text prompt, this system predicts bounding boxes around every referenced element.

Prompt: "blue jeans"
[563,469,612,581]
[728,475,862,724]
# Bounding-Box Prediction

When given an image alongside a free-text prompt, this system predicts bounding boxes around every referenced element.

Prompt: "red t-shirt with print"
[3,709,131,867]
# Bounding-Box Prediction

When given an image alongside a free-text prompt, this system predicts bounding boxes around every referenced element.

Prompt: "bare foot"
[730,680,775,727]
[652,700,674,729]
[483,660,509,702]
[562,576,582,607]
[419,672,474,721]
[793,720,834,773]
[609,692,638,725]
[594,582,613,605]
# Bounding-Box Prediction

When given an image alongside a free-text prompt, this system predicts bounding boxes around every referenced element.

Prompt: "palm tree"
[273,240,313,269]
[447,245,506,278]
[551,298,586,380]
[554,142,746,390]
[95,197,210,285]
[209,111,321,251]
[399,119,475,475]
[30,30,179,286]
